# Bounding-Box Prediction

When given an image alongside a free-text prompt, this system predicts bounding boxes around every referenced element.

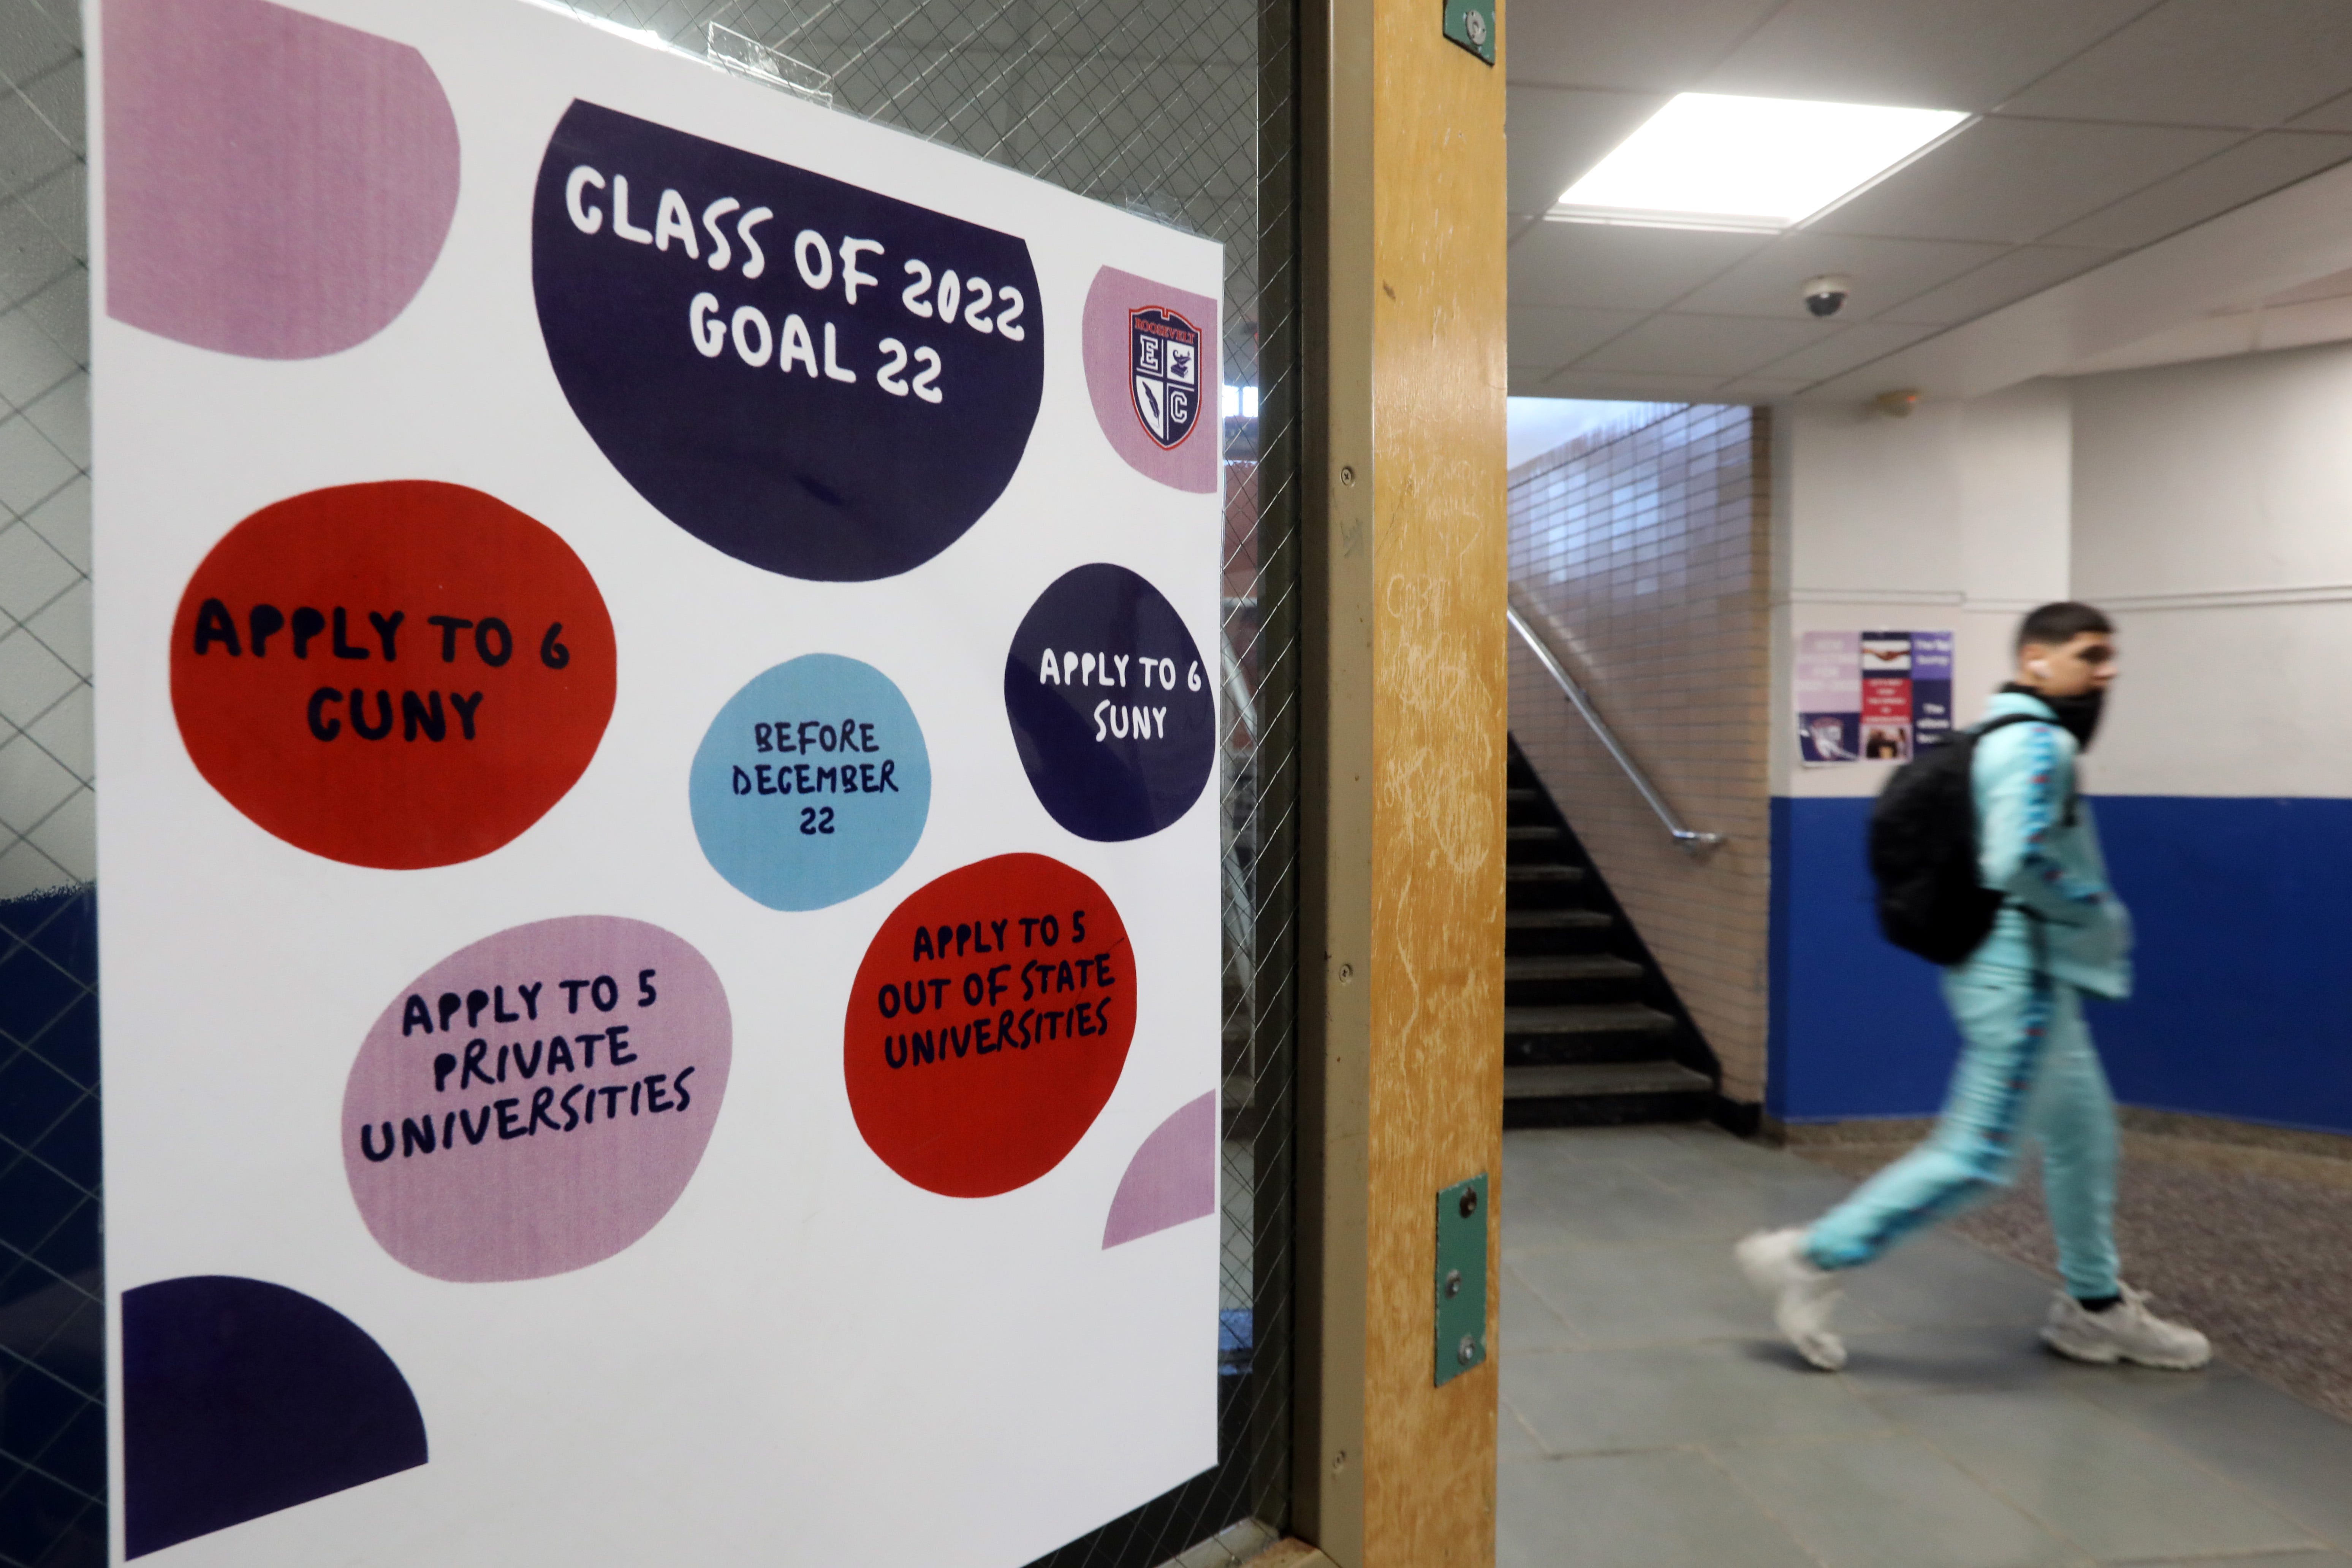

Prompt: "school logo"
[1129,306,1203,449]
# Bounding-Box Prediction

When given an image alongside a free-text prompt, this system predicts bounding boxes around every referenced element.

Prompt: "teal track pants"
[1804,965,2122,1301]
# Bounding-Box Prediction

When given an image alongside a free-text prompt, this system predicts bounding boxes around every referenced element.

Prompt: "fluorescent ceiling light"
[1554,93,1968,232]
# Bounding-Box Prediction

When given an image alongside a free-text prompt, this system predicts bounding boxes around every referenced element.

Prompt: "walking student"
[1738,602,2210,1373]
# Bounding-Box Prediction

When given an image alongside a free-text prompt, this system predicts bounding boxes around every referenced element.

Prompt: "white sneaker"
[2041,1285,2212,1370]
[1736,1227,1846,1371]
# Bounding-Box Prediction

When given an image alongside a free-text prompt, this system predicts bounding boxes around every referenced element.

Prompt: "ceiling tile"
[1811,116,2238,244]
[1712,378,1815,402]
[1507,87,1668,217]
[1746,320,1942,382]
[1699,0,2153,112]
[1509,304,1648,370]
[1574,312,1826,376]
[1876,245,2114,325]
[2060,293,2352,375]
[1713,376,1817,401]
[1509,220,1770,310]
[2042,130,2352,250]
[1509,363,1577,394]
[2290,88,2352,132]
[1507,0,1784,90]
[1999,0,2352,127]
[1675,232,2007,320]
[2249,294,2352,354]
[1522,367,1731,400]
[2263,264,2352,306]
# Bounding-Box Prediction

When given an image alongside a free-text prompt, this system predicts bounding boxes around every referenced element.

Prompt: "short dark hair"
[2015,601,2113,653]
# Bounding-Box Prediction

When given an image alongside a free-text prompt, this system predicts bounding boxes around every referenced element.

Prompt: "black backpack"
[1868,714,2046,964]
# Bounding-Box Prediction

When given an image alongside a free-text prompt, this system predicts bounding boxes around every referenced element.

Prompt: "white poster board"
[90,0,1223,1561]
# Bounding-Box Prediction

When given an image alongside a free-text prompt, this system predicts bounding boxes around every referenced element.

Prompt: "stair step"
[1503,1061,1713,1100]
[1505,908,1611,930]
[1507,1035,1683,1068]
[1506,825,1561,842]
[1504,1002,1676,1036]
[1506,954,1643,983]
[1506,864,1585,884]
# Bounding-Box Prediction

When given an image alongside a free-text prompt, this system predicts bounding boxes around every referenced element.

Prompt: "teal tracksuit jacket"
[1807,691,2129,1298]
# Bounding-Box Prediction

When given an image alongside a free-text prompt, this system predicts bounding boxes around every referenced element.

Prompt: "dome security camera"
[1802,274,1852,318]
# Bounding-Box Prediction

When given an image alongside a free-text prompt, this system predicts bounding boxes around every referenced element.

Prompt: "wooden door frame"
[1292,1,1510,1563]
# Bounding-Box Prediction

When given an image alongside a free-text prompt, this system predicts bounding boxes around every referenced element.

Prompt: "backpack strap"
[1969,711,2078,824]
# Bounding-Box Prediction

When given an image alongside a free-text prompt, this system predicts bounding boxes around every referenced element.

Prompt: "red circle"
[170,481,617,869]
[845,854,1136,1197]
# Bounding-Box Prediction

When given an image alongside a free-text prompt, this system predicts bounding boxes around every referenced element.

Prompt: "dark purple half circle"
[123,1275,427,1557]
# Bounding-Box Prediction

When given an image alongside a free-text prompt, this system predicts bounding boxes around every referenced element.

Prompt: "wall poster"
[1795,630,1954,764]
[90,0,1223,1561]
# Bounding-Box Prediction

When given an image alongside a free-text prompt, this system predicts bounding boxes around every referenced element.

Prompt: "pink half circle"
[1103,1092,1217,1248]
[104,0,461,359]
[1081,266,1221,494]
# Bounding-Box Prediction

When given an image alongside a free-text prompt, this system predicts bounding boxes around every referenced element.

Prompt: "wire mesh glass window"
[0,1,1299,1563]
[0,0,102,1562]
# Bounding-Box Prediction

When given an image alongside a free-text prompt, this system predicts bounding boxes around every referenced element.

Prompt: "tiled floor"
[1497,1123,2352,1568]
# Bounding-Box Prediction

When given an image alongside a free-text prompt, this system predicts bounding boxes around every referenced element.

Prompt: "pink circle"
[342,916,731,1282]
[102,0,461,359]
[1081,267,1222,494]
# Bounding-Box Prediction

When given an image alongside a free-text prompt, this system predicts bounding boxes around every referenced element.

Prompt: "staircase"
[1504,744,1717,1127]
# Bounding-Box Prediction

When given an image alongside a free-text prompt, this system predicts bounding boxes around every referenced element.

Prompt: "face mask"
[2007,682,2103,749]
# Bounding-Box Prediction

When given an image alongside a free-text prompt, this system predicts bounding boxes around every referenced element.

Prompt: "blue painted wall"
[1769,795,2352,1135]
[1768,797,1959,1123]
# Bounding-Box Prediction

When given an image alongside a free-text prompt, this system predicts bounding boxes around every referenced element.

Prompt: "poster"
[90,1,1223,1562]
[1795,630,1953,764]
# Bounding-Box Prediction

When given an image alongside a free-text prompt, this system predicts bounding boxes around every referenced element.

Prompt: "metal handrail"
[1507,603,1725,854]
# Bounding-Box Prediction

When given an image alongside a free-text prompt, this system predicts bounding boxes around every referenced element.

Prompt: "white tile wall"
[1508,403,1774,1102]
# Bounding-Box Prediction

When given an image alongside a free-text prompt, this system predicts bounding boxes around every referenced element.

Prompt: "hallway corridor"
[1498,1125,2352,1568]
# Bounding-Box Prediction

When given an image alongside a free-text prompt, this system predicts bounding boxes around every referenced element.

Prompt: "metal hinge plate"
[1434,1173,1489,1385]
[1443,0,1496,65]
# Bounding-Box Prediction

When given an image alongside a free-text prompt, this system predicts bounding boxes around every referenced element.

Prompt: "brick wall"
[1507,403,1773,1103]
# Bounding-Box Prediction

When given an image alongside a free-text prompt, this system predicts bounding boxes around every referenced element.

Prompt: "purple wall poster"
[1797,629,1954,765]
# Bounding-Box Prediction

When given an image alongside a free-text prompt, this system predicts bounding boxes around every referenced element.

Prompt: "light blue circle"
[689,654,931,910]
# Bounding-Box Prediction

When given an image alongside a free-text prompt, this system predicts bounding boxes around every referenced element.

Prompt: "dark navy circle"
[1005,563,1214,841]
[532,101,1044,582]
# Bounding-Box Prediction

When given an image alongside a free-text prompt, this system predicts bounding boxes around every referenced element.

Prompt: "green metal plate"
[1434,1173,1489,1386]
[1442,0,1496,65]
